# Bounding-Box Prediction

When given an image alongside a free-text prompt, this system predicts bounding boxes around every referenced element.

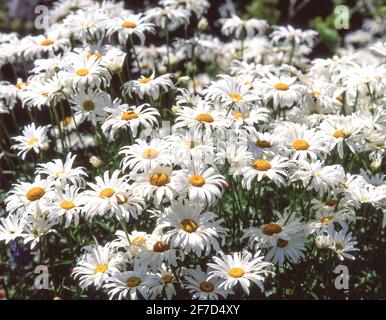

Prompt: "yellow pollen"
[150,173,170,187]
[15,81,27,89]
[153,241,169,252]
[233,112,249,119]
[121,111,139,121]
[274,83,289,91]
[132,236,147,246]
[325,199,337,207]
[83,100,95,111]
[228,267,244,278]
[255,140,271,148]
[333,130,345,139]
[26,187,45,201]
[27,137,39,146]
[142,148,158,159]
[63,116,73,125]
[199,281,214,292]
[320,216,333,224]
[40,38,54,46]
[277,238,288,248]
[252,159,271,171]
[162,275,173,284]
[99,188,115,198]
[138,77,153,84]
[127,277,141,287]
[187,140,197,149]
[180,219,198,233]
[196,113,214,123]
[76,68,89,76]
[263,223,283,235]
[121,21,137,29]
[292,139,310,150]
[60,200,75,210]
[94,264,108,273]
[189,175,205,187]
[336,95,344,102]
[229,93,242,101]
[335,243,343,251]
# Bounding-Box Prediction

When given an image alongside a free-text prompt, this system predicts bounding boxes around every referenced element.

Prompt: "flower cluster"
[0,0,385,300]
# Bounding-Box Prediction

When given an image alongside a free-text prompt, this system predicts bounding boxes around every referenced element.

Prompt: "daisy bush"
[0,0,385,300]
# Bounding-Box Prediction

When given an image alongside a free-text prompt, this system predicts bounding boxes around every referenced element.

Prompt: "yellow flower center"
[255,140,271,148]
[292,139,310,150]
[263,223,283,235]
[335,243,343,251]
[199,281,214,292]
[127,277,141,287]
[15,81,27,89]
[333,130,345,139]
[138,77,153,84]
[116,194,128,205]
[187,140,197,149]
[189,175,205,187]
[162,275,173,284]
[60,200,75,210]
[311,90,321,96]
[196,113,214,123]
[150,173,170,187]
[121,21,137,29]
[229,93,242,101]
[336,95,344,102]
[277,238,288,248]
[142,148,158,159]
[121,111,139,121]
[40,38,55,46]
[228,267,244,278]
[252,159,271,171]
[94,264,108,273]
[76,68,89,76]
[153,241,170,252]
[320,215,333,224]
[132,236,147,246]
[325,199,337,207]
[63,116,73,125]
[27,137,39,146]
[99,188,115,198]
[180,219,198,233]
[274,83,289,91]
[233,112,249,119]
[83,100,95,111]
[26,187,45,201]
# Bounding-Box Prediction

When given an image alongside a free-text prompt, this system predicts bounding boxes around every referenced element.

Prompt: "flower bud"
[89,156,104,168]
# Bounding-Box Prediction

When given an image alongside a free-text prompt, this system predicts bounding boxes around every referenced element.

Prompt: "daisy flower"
[5,176,53,214]
[68,86,110,125]
[270,25,317,47]
[173,99,229,134]
[158,201,226,257]
[203,75,260,112]
[0,214,26,244]
[105,268,158,300]
[102,103,159,139]
[123,72,174,100]
[259,74,306,109]
[207,250,274,295]
[146,6,190,30]
[131,165,176,206]
[22,210,57,249]
[46,185,84,228]
[183,266,231,300]
[72,243,122,290]
[149,265,178,300]
[173,163,226,204]
[120,138,172,174]
[160,0,210,17]
[326,226,359,261]
[135,228,180,272]
[112,230,150,256]
[82,170,131,218]
[21,33,70,59]
[278,123,331,161]
[35,152,87,187]
[11,123,50,159]
[104,14,155,45]
[245,128,282,157]
[239,154,290,189]
[221,15,268,38]
[228,108,270,129]
[60,54,111,89]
